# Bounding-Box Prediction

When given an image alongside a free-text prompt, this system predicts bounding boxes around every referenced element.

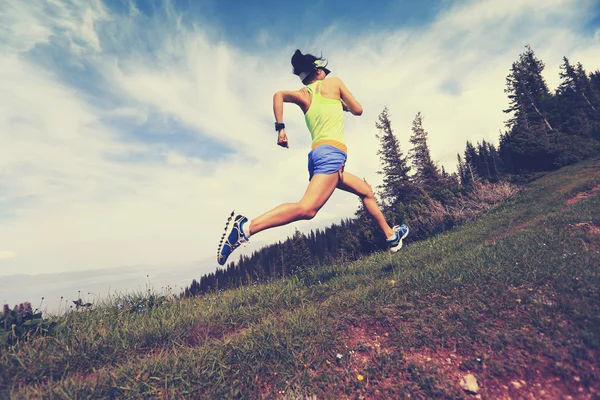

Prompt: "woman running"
[217,50,408,265]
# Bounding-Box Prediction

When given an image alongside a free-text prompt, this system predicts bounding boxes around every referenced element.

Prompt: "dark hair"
[291,49,327,85]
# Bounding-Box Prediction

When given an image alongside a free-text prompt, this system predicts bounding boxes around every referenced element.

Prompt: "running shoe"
[217,211,249,265]
[387,224,409,253]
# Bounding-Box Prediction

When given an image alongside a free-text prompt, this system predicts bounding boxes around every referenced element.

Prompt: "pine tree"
[287,229,311,274]
[504,45,554,135]
[590,70,600,94]
[458,140,503,183]
[338,219,360,261]
[576,63,598,111]
[441,166,448,179]
[556,58,600,139]
[456,153,469,188]
[501,45,557,172]
[486,142,501,182]
[463,141,479,187]
[375,107,416,206]
[353,191,385,253]
[558,60,595,107]
[498,132,515,174]
[276,242,287,278]
[477,141,492,180]
[408,112,441,193]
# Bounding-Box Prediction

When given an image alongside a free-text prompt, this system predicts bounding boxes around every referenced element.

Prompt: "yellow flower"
[357,375,364,381]
[516,298,522,303]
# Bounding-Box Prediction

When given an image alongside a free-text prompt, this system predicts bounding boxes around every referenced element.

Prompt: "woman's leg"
[249,172,340,235]
[336,171,395,238]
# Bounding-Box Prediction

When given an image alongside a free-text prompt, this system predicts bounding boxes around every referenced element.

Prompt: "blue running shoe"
[217,211,249,265]
[387,224,409,253]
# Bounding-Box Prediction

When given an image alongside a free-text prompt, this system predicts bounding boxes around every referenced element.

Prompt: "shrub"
[0,302,56,346]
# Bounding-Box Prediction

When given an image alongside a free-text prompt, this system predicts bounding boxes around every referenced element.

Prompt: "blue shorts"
[308,145,347,181]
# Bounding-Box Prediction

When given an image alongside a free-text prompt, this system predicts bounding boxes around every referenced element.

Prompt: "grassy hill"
[2,159,599,399]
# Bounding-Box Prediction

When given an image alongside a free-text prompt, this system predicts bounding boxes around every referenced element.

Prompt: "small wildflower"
[326,360,331,365]
[357,375,364,381]
[336,353,343,359]
[516,298,522,303]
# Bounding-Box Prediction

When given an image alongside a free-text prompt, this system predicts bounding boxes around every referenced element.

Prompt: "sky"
[1,0,600,278]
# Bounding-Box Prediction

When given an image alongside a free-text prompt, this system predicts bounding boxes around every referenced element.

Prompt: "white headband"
[298,60,328,82]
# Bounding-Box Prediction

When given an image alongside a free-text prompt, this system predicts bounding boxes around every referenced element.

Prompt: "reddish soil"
[567,184,600,205]
[573,222,600,252]
[574,222,600,237]
[488,176,600,245]
[186,322,247,346]
[486,215,545,244]
[332,317,599,400]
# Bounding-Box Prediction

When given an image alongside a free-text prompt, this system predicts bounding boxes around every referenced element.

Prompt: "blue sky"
[1,0,600,277]
[117,0,447,47]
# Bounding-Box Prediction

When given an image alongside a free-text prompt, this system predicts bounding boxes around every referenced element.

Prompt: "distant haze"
[0,261,217,315]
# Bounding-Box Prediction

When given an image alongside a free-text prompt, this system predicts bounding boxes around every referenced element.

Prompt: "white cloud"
[128,0,140,18]
[0,1,53,52]
[0,251,17,261]
[0,0,107,54]
[442,0,579,27]
[0,0,599,276]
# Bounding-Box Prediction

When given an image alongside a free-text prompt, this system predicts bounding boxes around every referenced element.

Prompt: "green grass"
[2,159,600,399]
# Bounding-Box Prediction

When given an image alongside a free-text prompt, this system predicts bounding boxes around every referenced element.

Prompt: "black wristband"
[275,122,285,131]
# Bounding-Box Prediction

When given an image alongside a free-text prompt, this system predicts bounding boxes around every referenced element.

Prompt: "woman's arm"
[273,90,305,148]
[334,78,363,116]
[273,90,304,121]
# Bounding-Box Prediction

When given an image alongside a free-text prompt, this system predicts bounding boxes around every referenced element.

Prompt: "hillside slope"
[2,159,599,399]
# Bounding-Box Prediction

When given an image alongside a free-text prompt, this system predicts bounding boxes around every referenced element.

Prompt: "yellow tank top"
[305,81,347,153]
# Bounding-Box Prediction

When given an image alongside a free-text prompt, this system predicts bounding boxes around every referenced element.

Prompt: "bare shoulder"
[297,87,311,101]
[323,77,348,92]
[324,77,343,86]
[318,78,343,98]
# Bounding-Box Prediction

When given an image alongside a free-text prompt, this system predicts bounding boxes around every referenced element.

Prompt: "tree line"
[182,46,600,298]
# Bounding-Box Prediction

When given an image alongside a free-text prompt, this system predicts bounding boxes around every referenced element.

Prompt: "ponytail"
[291,49,328,84]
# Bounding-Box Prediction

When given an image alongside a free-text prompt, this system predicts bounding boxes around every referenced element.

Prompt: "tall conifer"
[375,107,415,205]
[408,112,441,193]
[501,45,556,172]
[504,45,554,135]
